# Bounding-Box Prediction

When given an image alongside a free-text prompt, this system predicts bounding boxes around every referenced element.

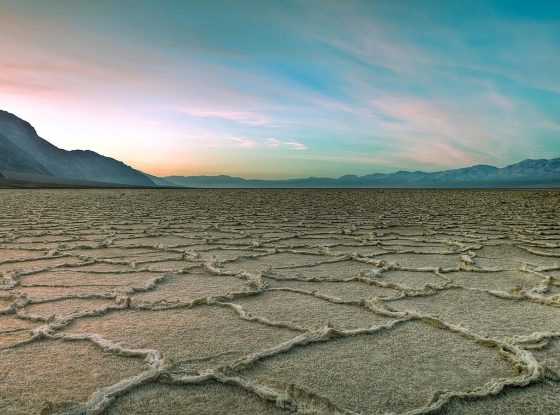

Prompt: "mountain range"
[1,110,559,188]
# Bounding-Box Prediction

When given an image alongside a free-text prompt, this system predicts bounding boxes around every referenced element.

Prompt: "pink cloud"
[370,97,459,138]
[401,142,475,168]
[0,78,58,97]
[485,91,516,112]
[368,95,498,167]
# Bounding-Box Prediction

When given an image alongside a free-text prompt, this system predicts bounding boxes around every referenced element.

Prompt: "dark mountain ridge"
[0,110,154,186]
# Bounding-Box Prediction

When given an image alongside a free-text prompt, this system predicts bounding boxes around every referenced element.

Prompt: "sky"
[1,0,559,178]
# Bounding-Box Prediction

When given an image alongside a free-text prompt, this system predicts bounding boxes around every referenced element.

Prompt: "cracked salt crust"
[1,189,560,414]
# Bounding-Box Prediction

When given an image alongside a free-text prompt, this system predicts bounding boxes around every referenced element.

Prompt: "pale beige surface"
[0,339,145,415]
[1,189,560,414]
[107,382,289,415]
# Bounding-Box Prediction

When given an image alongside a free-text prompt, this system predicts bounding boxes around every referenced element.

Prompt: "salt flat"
[0,189,559,414]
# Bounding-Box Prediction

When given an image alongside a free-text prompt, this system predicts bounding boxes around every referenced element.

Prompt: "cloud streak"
[177,107,271,126]
[225,137,308,151]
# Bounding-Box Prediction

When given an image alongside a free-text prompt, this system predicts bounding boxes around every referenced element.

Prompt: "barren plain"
[1,189,560,415]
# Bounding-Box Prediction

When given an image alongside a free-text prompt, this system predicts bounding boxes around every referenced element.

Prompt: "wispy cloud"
[177,107,271,126]
[367,95,498,167]
[266,138,307,151]
[223,137,307,151]
[230,136,258,148]
[283,141,308,151]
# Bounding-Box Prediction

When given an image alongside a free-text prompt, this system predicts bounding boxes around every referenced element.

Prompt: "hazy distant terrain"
[1,110,560,188]
[163,159,560,188]
[1,189,559,414]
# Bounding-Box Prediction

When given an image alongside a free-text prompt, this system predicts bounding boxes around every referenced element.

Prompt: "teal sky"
[1,0,559,178]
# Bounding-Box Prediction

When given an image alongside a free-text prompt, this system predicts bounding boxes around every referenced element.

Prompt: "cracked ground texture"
[1,189,560,415]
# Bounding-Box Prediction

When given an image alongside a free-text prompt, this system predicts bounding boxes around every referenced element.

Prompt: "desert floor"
[1,189,560,415]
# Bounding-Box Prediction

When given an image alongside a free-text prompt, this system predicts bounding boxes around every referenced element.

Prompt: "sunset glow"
[1,1,559,178]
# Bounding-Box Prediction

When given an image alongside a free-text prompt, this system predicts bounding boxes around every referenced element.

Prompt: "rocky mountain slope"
[0,110,154,186]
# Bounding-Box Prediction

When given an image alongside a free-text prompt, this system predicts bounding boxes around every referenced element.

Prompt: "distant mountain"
[144,174,178,187]
[0,110,155,186]
[2,109,559,189]
[163,159,560,188]
[165,175,252,188]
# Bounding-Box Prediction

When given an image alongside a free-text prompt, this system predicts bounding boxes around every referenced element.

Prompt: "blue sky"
[1,0,559,178]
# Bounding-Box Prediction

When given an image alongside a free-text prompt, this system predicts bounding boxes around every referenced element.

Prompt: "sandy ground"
[0,189,559,414]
